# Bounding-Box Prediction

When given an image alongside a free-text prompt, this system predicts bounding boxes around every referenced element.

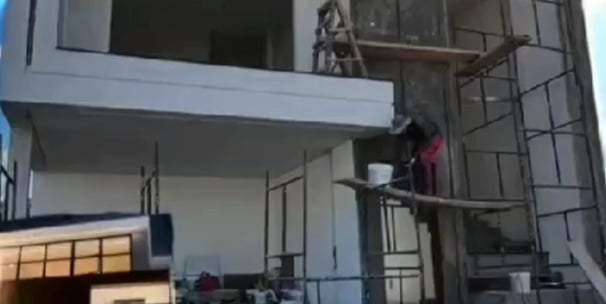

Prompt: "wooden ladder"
[312,0,368,77]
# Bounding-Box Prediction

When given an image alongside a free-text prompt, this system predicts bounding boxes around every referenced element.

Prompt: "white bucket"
[509,271,531,294]
[368,163,394,186]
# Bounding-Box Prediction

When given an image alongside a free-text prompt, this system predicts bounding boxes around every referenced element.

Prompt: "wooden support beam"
[335,178,524,209]
[568,241,606,301]
[457,35,531,77]
[333,38,483,63]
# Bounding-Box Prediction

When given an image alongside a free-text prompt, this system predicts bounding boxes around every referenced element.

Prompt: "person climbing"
[389,113,444,195]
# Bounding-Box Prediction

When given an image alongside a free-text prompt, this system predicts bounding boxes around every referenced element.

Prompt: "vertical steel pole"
[263,171,270,274]
[154,142,160,214]
[11,162,17,220]
[140,166,146,214]
[302,151,308,304]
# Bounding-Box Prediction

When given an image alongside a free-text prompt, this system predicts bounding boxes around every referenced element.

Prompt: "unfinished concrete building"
[0,0,603,303]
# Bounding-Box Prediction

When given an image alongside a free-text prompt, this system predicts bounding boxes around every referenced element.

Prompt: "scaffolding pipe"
[140,166,145,214]
[11,162,17,220]
[302,150,308,304]
[263,171,270,273]
[154,142,160,214]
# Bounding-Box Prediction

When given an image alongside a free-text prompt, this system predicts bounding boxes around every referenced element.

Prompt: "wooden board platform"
[333,38,483,63]
[335,178,524,210]
[457,35,531,77]
[331,35,530,75]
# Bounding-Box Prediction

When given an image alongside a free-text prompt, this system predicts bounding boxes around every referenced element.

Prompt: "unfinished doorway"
[58,0,294,71]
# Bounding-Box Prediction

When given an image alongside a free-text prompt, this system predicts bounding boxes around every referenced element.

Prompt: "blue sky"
[585,0,606,163]
[0,0,7,151]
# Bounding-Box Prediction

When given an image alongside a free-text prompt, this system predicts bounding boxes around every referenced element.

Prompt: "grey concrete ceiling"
[3,104,375,177]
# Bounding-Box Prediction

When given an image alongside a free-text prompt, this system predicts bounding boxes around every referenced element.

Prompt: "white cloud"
[584,0,606,13]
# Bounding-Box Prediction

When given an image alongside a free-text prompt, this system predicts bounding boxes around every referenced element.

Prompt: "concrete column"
[293,0,322,72]
[8,125,33,220]
[59,0,113,52]
[293,0,351,72]
[331,141,363,304]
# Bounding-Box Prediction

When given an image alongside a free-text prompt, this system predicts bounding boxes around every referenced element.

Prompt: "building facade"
[0,0,604,303]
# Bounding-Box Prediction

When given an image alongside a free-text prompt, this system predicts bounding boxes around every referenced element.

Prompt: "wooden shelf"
[333,38,483,63]
[335,178,524,210]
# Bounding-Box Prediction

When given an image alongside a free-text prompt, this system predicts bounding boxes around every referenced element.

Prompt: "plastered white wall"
[293,0,326,72]
[1,0,394,130]
[380,203,436,302]
[267,141,362,304]
[30,141,364,297]
[454,0,528,241]
[32,172,266,274]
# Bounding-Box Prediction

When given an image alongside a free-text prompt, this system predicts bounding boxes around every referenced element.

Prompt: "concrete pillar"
[59,0,113,52]
[8,125,33,220]
[331,141,363,304]
[293,0,322,72]
[293,0,351,72]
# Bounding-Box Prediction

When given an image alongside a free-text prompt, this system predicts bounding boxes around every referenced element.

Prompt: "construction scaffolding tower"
[454,0,605,303]
[263,152,309,302]
[305,0,606,302]
[140,142,160,215]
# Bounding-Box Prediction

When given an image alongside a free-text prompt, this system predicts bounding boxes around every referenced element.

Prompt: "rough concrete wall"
[510,0,600,283]
[453,0,529,243]
[452,0,604,285]
[351,0,466,303]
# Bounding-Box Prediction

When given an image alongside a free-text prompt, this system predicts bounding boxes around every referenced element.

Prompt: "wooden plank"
[335,178,524,209]
[457,35,531,77]
[333,38,483,63]
[568,241,606,301]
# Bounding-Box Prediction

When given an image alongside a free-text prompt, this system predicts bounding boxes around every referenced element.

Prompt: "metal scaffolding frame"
[262,151,309,303]
[359,163,428,304]
[140,142,160,215]
[0,161,17,222]
[454,0,605,303]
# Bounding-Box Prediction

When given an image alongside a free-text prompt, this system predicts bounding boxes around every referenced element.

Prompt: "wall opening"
[58,0,294,71]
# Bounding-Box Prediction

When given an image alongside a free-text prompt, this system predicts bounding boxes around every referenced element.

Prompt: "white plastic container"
[509,271,531,294]
[368,163,394,186]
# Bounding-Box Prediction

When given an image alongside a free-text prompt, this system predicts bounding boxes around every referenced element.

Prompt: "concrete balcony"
[0,0,394,130]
